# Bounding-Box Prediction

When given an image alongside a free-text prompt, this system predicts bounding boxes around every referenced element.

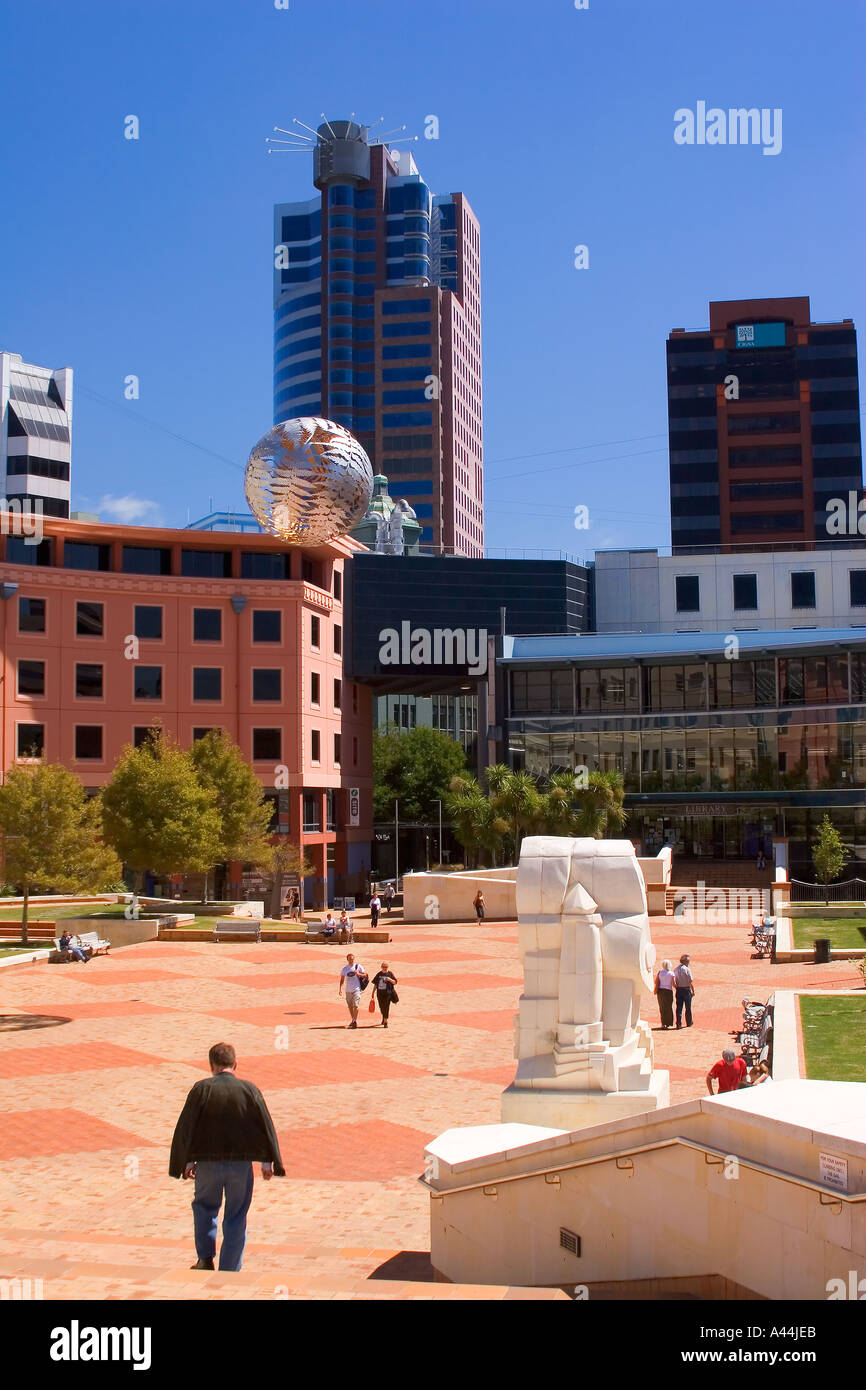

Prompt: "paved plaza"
[0,915,860,1300]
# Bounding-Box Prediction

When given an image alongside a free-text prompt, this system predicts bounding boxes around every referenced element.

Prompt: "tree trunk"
[21,884,29,946]
[131,868,143,921]
[203,870,209,906]
[269,870,283,922]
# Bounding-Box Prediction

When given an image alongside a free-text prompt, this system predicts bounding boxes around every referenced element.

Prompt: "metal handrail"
[420,1135,865,1207]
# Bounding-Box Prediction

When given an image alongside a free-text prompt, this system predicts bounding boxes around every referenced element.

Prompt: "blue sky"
[2,0,863,557]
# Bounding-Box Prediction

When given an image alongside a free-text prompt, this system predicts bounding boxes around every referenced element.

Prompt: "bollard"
[813,937,831,964]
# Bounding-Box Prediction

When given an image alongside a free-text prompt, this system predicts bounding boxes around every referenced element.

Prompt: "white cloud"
[97,494,164,525]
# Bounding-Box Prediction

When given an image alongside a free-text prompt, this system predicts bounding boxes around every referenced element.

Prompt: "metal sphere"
[244,417,374,544]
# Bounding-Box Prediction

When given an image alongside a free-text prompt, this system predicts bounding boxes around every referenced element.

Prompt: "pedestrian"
[322,911,338,941]
[338,907,353,943]
[338,952,368,1029]
[370,961,399,1028]
[384,882,395,915]
[756,851,766,871]
[369,891,381,929]
[654,958,675,1029]
[473,889,485,923]
[706,1048,748,1095]
[169,1042,284,1271]
[58,930,89,964]
[674,953,695,1028]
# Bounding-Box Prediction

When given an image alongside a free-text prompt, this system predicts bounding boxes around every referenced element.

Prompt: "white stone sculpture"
[501,836,670,1130]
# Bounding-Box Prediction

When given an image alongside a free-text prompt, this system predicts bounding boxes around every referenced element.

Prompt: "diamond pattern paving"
[0,911,858,1298]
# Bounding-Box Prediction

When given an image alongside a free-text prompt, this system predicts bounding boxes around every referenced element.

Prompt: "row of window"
[510,653,866,715]
[19,661,291,703]
[674,569,866,614]
[6,543,342,592]
[17,598,342,650]
[14,723,359,766]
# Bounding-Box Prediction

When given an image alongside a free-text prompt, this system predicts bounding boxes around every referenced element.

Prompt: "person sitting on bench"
[322,912,338,941]
[58,931,89,964]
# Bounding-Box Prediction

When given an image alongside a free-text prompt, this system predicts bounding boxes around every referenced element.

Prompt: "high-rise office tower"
[0,352,73,518]
[667,297,862,552]
[273,119,483,555]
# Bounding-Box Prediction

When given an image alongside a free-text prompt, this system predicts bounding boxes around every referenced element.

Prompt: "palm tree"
[486,766,542,859]
[572,770,627,838]
[447,774,490,868]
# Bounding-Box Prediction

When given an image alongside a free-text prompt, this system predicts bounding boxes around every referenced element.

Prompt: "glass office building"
[500,628,866,879]
[273,120,483,555]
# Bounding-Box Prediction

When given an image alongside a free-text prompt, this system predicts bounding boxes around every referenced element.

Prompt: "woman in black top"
[371,962,398,1028]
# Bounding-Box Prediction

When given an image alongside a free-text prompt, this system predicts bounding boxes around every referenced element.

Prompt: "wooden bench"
[212,920,262,943]
[0,922,57,941]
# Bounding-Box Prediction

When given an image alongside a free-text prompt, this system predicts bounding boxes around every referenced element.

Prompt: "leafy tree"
[373,724,467,822]
[189,730,274,901]
[812,815,847,898]
[101,736,222,905]
[265,838,314,920]
[0,764,121,943]
[486,765,543,858]
[447,773,509,867]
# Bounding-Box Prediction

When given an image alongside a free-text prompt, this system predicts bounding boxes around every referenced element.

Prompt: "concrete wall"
[60,917,161,948]
[427,1082,866,1298]
[403,870,517,923]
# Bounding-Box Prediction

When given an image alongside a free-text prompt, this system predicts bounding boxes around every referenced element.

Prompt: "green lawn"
[0,946,50,957]
[800,995,866,1082]
[791,916,866,950]
[0,905,129,922]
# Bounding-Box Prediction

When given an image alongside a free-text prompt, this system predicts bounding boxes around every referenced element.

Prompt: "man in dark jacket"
[169,1042,284,1271]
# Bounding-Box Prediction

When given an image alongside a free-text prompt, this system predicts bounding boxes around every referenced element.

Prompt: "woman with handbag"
[370,961,399,1029]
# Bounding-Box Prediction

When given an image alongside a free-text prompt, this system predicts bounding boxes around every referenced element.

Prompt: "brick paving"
[0,912,859,1300]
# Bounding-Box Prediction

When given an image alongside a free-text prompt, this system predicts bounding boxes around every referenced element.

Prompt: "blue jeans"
[675,986,693,1026]
[192,1161,254,1271]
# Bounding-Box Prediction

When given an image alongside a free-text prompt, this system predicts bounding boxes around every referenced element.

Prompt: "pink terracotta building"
[0,515,372,906]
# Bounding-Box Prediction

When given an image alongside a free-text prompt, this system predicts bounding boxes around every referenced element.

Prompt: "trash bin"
[813,938,831,964]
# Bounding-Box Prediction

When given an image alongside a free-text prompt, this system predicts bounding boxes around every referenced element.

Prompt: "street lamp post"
[435,798,442,867]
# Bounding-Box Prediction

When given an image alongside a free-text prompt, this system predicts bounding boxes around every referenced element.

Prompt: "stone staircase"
[665,883,771,914]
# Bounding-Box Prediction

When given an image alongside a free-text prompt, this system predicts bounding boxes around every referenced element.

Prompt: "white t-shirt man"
[340,962,365,993]
[674,962,693,990]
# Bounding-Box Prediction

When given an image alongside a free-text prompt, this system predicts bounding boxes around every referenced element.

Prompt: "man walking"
[674,953,695,1028]
[383,882,395,915]
[169,1042,284,1272]
[339,952,367,1028]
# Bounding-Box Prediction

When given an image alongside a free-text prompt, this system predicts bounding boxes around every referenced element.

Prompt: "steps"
[667,859,773,889]
[666,884,771,914]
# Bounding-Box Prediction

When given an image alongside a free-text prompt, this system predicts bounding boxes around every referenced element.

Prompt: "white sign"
[348,787,360,826]
[819,1152,848,1193]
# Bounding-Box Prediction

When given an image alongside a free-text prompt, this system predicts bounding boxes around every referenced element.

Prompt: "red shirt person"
[706,1048,748,1094]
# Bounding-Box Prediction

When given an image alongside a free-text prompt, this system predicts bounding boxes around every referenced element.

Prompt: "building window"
[326,788,336,829]
[253,610,281,642]
[75,726,103,760]
[193,668,222,701]
[311,729,321,762]
[850,571,866,608]
[122,545,172,576]
[134,606,163,640]
[75,663,103,699]
[302,791,321,832]
[253,669,281,701]
[76,602,104,637]
[134,726,162,748]
[791,571,816,609]
[353,736,358,765]
[6,538,53,566]
[17,659,45,697]
[311,614,320,648]
[17,723,44,758]
[181,549,231,579]
[333,624,342,656]
[18,597,46,633]
[333,570,342,601]
[675,575,700,613]
[241,552,290,580]
[134,666,163,700]
[253,728,281,761]
[193,608,222,642]
[333,678,342,710]
[733,574,758,611]
[334,733,341,765]
[64,541,111,572]
[191,727,214,742]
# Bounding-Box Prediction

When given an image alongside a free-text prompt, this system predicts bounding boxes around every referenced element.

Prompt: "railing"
[789,877,866,903]
[420,1135,865,1209]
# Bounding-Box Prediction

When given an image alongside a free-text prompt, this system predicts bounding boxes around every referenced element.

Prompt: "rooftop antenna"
[266,125,313,154]
[372,124,408,143]
[320,113,338,141]
[293,117,322,140]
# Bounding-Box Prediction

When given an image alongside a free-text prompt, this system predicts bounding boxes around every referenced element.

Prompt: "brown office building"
[667,297,863,552]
